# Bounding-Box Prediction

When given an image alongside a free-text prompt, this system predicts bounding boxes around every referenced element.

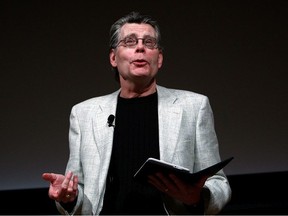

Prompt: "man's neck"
[119,80,157,99]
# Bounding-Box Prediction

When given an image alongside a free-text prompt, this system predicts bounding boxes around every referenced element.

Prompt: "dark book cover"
[134,157,234,184]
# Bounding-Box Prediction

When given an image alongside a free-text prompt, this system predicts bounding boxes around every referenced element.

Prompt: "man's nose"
[135,39,145,51]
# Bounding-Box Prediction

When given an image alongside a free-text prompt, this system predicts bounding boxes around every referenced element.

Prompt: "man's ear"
[109,49,117,67]
[158,51,163,69]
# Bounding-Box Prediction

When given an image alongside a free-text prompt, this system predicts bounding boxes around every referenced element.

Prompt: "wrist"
[184,188,208,214]
[184,197,205,214]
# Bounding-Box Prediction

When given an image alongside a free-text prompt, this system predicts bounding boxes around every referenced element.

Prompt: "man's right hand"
[42,171,78,203]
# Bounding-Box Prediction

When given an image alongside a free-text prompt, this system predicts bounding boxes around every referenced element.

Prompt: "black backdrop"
[1,0,287,191]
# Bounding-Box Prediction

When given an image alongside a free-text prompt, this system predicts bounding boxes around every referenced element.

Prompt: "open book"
[134,157,233,184]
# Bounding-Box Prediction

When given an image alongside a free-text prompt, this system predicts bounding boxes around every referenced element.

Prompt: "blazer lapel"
[157,86,183,163]
[92,90,119,158]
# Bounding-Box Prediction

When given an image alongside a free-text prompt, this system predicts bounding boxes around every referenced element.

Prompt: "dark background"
[1,0,287,193]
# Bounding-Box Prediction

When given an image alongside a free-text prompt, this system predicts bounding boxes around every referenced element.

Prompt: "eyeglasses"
[117,36,158,49]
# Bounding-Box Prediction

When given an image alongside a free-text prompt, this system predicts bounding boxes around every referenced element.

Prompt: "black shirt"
[100,92,166,215]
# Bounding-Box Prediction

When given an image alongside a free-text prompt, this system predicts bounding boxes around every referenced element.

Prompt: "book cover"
[134,157,234,184]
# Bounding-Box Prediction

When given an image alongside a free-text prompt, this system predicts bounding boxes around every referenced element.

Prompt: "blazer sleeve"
[56,106,85,215]
[195,96,232,214]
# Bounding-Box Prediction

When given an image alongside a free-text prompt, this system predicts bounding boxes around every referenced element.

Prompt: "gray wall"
[1,0,287,190]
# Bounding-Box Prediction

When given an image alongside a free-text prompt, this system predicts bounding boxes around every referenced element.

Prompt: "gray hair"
[109,11,163,82]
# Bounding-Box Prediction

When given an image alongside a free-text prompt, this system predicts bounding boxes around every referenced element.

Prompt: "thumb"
[42,173,57,183]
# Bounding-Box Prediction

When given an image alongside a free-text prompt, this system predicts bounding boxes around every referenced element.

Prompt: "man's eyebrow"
[123,33,137,38]
[124,33,154,38]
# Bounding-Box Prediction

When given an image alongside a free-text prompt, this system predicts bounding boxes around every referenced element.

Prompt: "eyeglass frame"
[116,35,159,49]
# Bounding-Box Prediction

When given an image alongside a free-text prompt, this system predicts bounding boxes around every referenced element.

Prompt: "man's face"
[109,23,163,84]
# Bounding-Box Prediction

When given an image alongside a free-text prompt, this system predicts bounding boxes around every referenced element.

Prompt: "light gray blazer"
[57,85,231,215]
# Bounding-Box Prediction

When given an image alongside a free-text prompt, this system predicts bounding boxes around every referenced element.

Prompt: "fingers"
[148,172,204,194]
[61,171,73,190]
[148,172,175,193]
[59,171,78,203]
[149,172,204,205]
[148,174,166,192]
[72,175,79,191]
[65,175,79,202]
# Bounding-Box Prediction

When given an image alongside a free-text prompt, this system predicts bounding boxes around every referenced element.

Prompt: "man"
[42,11,231,215]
